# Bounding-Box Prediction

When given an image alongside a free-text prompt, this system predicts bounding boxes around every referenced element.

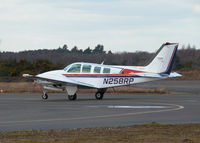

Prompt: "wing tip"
[22,74,33,77]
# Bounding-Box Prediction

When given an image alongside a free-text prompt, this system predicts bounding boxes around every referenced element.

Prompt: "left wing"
[23,73,95,88]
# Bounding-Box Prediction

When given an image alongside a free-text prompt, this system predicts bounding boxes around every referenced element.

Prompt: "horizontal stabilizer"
[133,73,163,78]
[133,72,182,78]
[168,72,182,77]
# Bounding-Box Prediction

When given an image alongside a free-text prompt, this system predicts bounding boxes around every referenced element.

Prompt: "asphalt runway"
[0,91,200,131]
[135,80,200,94]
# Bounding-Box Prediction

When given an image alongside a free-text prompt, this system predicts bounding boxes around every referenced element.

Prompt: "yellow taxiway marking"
[0,103,184,126]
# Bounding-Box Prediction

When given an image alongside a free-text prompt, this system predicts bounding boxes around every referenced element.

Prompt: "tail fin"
[145,42,178,74]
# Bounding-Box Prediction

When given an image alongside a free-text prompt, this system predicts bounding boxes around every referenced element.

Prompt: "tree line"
[0,44,199,77]
[19,44,110,54]
[0,59,60,76]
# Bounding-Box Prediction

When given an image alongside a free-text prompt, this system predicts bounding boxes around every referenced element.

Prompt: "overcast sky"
[0,0,199,52]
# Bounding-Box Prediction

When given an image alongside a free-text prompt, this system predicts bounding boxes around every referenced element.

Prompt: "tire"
[42,93,48,100]
[68,94,77,100]
[95,92,104,100]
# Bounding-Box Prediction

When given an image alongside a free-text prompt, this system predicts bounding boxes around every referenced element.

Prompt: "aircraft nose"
[36,72,49,79]
[36,70,65,79]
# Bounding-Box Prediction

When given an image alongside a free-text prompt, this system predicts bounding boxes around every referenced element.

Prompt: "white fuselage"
[24,42,181,100]
[36,62,161,89]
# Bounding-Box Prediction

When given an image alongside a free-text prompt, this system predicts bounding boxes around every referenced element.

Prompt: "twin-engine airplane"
[23,42,181,100]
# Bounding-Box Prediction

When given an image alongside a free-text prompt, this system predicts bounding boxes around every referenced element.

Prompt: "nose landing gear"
[42,91,48,100]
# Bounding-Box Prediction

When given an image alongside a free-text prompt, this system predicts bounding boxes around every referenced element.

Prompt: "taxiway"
[0,92,200,131]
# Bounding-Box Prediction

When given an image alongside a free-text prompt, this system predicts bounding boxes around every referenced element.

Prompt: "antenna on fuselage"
[101,61,104,65]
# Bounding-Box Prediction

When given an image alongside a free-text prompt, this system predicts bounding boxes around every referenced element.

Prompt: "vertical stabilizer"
[145,42,178,74]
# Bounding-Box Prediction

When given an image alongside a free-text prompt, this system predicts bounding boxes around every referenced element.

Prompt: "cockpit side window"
[67,64,81,73]
[103,68,110,74]
[94,67,101,73]
[82,64,91,73]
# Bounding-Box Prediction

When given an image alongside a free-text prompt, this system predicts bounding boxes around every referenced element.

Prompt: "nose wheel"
[68,93,77,100]
[42,93,48,100]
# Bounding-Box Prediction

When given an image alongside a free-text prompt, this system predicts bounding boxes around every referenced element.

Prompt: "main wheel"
[68,94,77,100]
[42,93,48,100]
[95,92,104,100]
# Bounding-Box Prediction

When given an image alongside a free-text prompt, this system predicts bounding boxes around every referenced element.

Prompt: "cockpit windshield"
[63,64,71,71]
[65,64,81,73]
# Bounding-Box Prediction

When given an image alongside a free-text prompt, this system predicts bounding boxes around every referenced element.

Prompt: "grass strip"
[0,123,200,143]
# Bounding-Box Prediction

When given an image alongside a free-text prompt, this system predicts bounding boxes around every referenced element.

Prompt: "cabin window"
[103,68,110,74]
[82,64,91,73]
[94,67,101,73]
[67,64,81,73]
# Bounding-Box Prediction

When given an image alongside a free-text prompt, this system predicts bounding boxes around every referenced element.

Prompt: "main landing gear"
[95,89,107,100]
[95,92,104,100]
[68,93,77,100]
